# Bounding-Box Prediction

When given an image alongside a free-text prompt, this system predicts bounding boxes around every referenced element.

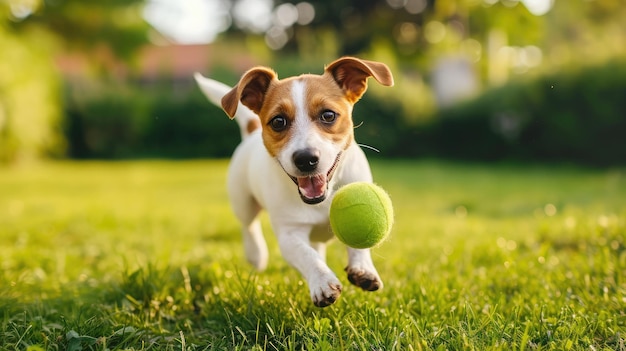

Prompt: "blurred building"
[54,42,259,90]
[55,44,210,84]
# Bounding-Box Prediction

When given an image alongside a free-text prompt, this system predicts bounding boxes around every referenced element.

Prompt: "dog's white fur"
[194,57,393,307]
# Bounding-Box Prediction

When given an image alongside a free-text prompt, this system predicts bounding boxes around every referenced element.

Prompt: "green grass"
[0,160,624,350]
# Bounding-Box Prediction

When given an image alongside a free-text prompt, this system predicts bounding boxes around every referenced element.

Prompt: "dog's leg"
[345,248,383,291]
[231,195,268,271]
[242,216,268,271]
[310,242,327,261]
[227,152,269,271]
[277,232,341,307]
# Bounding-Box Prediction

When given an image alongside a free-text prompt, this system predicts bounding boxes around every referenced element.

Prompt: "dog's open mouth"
[295,174,327,204]
[288,152,342,205]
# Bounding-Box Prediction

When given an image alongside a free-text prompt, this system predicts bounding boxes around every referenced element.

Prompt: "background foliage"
[404,59,626,166]
[0,25,63,162]
[64,82,238,159]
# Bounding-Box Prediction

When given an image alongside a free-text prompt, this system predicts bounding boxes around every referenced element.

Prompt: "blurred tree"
[285,0,431,57]
[4,0,149,60]
[0,25,63,162]
[0,0,150,163]
[227,0,435,61]
[542,0,626,69]
[220,0,625,77]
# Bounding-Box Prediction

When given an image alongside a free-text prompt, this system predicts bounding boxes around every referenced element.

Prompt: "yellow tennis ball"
[329,182,394,249]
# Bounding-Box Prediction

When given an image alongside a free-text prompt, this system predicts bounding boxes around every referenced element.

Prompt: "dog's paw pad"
[345,267,383,291]
[312,281,342,307]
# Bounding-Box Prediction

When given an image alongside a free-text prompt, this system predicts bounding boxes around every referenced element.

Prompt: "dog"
[194,57,394,307]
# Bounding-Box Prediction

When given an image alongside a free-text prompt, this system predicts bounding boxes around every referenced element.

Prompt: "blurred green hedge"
[63,60,626,166]
[64,81,239,159]
[412,59,626,166]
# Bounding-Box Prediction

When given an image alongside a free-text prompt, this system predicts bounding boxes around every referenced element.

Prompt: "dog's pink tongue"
[297,175,327,200]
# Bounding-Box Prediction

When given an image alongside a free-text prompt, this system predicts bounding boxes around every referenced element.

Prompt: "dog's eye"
[320,110,337,124]
[269,115,288,132]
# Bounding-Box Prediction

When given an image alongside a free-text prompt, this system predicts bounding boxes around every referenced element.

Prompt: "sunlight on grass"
[1,160,624,350]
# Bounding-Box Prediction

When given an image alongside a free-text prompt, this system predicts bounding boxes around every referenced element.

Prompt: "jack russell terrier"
[194,57,394,307]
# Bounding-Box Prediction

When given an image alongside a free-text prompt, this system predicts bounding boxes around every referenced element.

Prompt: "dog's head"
[222,57,394,204]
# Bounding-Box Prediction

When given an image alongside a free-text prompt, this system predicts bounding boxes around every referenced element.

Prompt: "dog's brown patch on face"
[258,83,297,157]
[305,75,354,150]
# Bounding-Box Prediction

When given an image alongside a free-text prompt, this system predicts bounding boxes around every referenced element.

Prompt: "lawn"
[0,160,624,350]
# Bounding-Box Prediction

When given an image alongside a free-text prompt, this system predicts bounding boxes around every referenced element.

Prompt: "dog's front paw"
[345,266,383,291]
[310,277,343,307]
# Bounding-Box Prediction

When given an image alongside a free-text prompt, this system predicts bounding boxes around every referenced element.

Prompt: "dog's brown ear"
[222,67,277,118]
[325,57,394,103]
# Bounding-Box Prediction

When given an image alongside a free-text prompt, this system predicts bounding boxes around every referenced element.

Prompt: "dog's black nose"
[293,149,320,172]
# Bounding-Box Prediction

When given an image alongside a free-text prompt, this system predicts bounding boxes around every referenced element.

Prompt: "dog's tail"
[194,73,261,140]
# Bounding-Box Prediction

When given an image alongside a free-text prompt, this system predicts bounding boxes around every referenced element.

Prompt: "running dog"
[194,57,393,307]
